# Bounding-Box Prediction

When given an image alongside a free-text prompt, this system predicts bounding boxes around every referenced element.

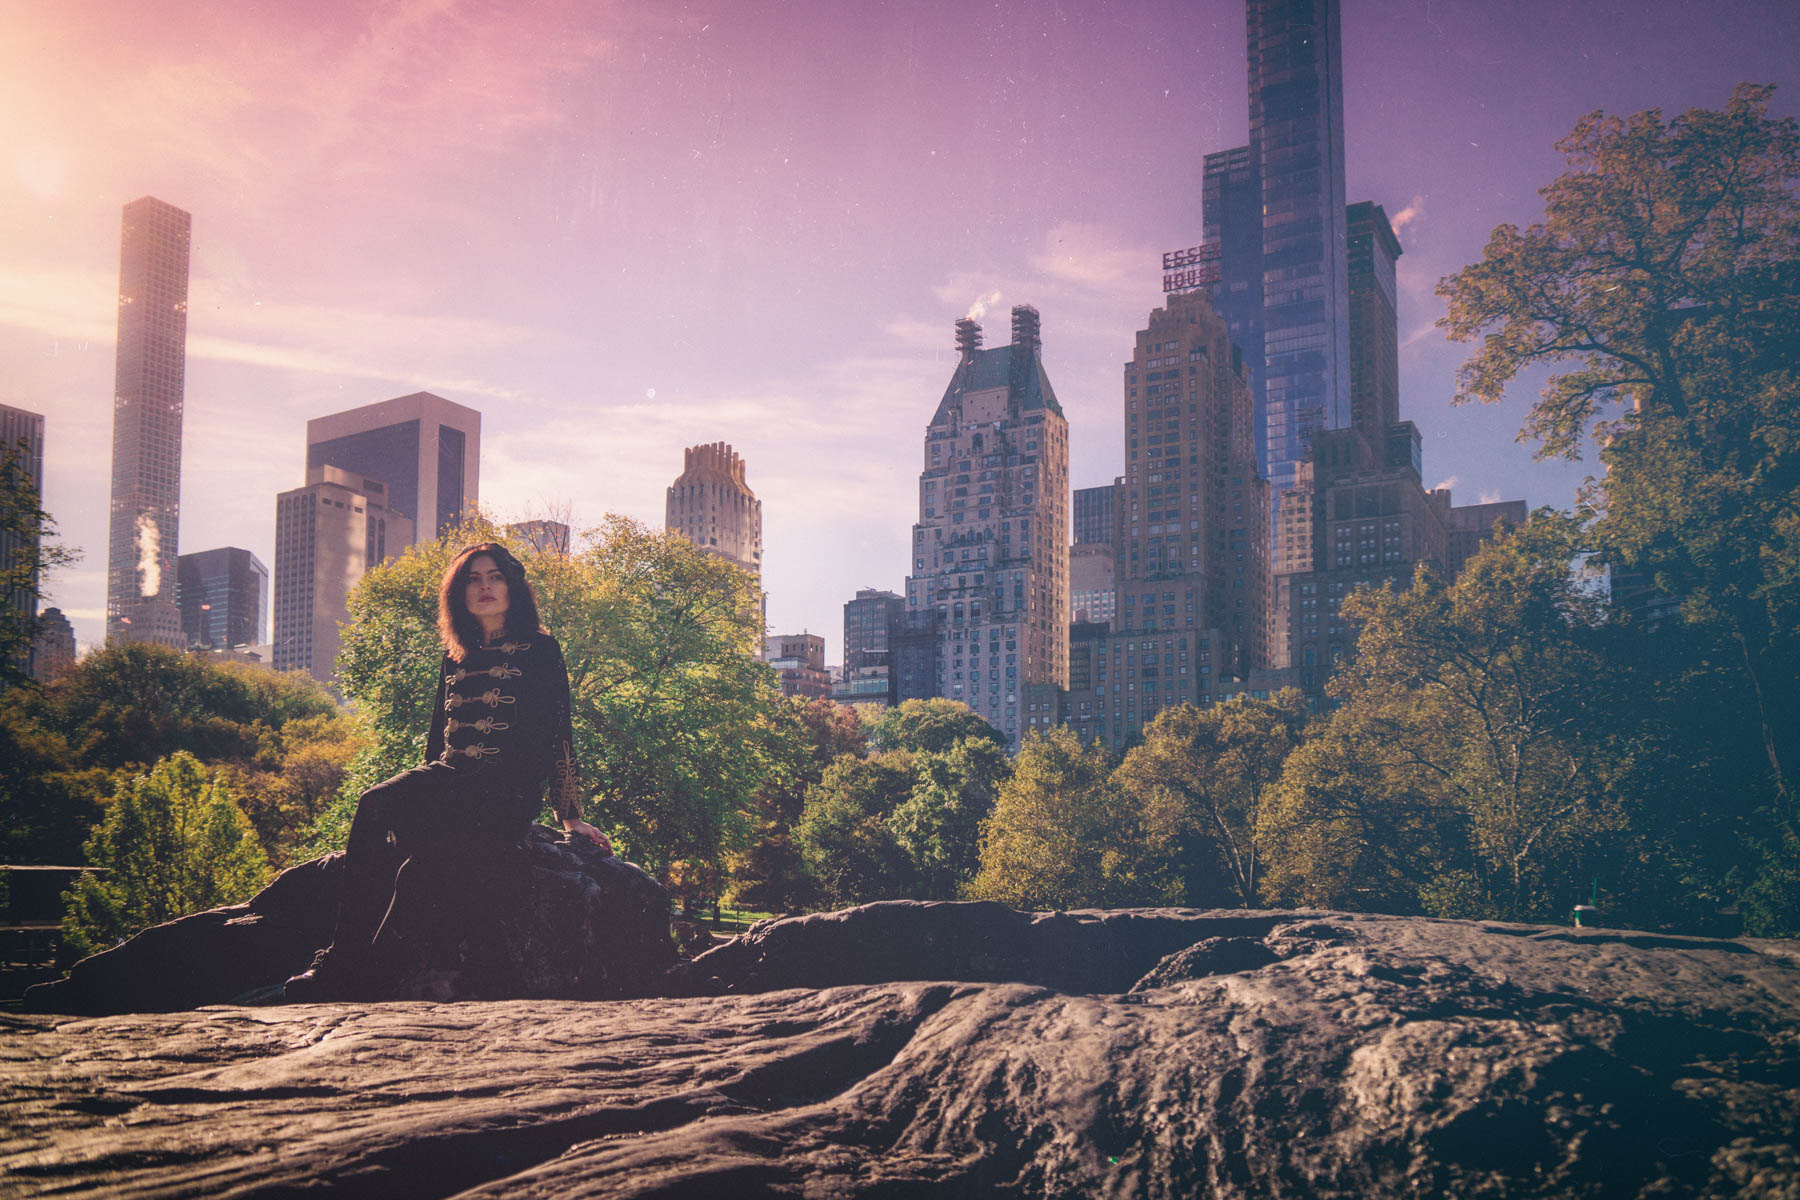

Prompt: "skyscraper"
[1202,144,1265,463]
[272,466,413,682]
[1248,0,1350,508]
[106,197,191,648]
[306,392,480,541]
[665,443,763,581]
[836,587,903,708]
[177,546,269,649]
[1347,201,1403,443]
[1,405,46,665]
[1203,1,1349,512]
[1060,288,1270,749]
[1072,481,1122,547]
[904,306,1069,746]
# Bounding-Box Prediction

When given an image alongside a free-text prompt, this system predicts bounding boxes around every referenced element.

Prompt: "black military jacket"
[426,633,582,822]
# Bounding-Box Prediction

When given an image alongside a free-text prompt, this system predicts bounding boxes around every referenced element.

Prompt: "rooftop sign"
[1161,243,1221,293]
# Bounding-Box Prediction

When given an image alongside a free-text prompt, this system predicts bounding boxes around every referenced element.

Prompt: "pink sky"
[5,0,1796,657]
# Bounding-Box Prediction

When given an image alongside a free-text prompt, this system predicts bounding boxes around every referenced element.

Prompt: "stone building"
[665,442,763,582]
[1445,500,1529,578]
[1058,288,1270,749]
[763,633,831,702]
[31,607,75,683]
[1272,424,1449,694]
[904,306,1068,746]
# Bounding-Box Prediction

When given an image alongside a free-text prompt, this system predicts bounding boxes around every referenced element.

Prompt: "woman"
[286,543,608,1000]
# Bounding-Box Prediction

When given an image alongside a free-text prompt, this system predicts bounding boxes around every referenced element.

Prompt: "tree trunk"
[1735,624,1793,815]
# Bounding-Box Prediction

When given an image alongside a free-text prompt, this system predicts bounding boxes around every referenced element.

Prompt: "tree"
[867,698,1007,754]
[794,752,919,906]
[63,752,271,957]
[1113,692,1309,908]
[967,727,1171,910]
[0,705,109,865]
[887,737,1011,900]
[326,515,785,875]
[4,644,352,866]
[1256,514,1741,925]
[1438,82,1800,808]
[788,700,1011,908]
[33,642,342,772]
[727,697,867,913]
[0,436,79,687]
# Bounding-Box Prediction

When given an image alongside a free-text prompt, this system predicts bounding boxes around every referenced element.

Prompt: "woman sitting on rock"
[286,542,609,1001]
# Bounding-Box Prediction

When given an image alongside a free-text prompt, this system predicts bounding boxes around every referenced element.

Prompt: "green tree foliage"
[867,696,1007,754]
[967,726,1171,910]
[727,697,866,913]
[795,752,919,906]
[63,752,271,957]
[0,437,78,686]
[887,736,1011,900]
[0,706,109,865]
[1437,82,1800,808]
[325,515,784,874]
[1112,692,1309,908]
[1257,514,1762,926]
[4,644,354,865]
[791,700,1011,907]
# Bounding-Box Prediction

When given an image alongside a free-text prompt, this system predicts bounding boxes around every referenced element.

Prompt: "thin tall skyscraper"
[1207,0,1350,513]
[106,197,191,648]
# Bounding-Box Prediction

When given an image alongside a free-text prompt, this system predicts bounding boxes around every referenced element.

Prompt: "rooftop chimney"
[954,318,983,359]
[1011,305,1041,355]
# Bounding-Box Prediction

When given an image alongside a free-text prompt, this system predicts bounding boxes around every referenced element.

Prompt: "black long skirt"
[331,762,536,963]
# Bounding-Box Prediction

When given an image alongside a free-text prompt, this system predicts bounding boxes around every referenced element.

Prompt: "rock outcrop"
[22,826,673,1014]
[3,904,1797,1198]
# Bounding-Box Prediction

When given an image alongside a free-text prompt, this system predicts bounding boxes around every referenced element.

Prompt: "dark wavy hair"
[438,542,543,661]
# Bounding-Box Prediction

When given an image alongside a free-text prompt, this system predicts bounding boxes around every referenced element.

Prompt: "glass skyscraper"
[1207,0,1350,512]
[304,391,480,540]
[177,546,269,649]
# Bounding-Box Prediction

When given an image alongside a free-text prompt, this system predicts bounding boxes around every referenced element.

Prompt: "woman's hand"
[562,818,611,854]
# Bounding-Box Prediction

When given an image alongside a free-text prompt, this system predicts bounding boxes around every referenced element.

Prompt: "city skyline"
[4,0,1796,656]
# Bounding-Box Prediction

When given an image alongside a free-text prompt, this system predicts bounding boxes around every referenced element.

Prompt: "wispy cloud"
[1028,221,1152,299]
[0,265,543,399]
[1401,320,1441,350]
[882,315,953,352]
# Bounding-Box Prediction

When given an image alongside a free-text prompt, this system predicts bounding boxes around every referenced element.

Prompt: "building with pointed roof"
[904,305,1069,746]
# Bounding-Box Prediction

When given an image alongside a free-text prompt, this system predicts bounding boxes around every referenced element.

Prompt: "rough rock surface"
[3,904,1798,1198]
[22,825,673,1014]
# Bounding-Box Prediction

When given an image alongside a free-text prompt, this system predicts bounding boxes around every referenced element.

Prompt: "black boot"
[283,946,377,1003]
